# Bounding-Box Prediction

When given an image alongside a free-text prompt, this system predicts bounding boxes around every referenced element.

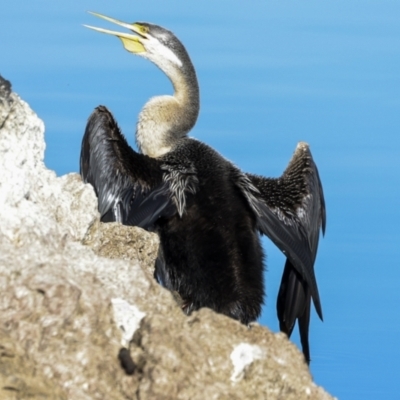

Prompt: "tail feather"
[277,259,311,364]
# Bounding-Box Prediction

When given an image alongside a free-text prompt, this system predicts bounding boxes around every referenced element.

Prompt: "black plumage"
[81,13,326,363]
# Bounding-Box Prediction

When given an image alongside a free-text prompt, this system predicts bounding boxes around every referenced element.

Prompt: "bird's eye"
[135,24,149,36]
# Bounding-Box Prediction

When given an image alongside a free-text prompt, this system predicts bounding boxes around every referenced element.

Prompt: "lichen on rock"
[0,74,335,400]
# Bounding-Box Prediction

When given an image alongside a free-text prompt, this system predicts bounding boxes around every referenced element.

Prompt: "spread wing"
[80,106,176,229]
[240,142,326,363]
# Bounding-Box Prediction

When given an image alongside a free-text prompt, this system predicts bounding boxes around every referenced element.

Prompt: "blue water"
[2,1,400,398]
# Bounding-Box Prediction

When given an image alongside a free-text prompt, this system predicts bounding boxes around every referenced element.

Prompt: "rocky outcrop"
[0,75,335,399]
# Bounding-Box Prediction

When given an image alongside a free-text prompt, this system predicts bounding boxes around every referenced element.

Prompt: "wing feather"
[80,106,176,228]
[240,142,325,363]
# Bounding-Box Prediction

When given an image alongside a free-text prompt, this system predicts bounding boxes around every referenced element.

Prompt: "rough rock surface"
[0,75,335,399]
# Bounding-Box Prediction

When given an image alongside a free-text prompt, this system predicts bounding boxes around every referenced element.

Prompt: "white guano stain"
[230,343,266,383]
[111,298,146,347]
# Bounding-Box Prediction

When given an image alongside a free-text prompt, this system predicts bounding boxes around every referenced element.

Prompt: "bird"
[80,12,326,364]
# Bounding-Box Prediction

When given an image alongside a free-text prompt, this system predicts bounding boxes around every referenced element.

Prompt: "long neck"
[136,54,200,158]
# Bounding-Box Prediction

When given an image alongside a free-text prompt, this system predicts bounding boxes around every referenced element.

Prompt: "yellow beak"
[84,11,147,54]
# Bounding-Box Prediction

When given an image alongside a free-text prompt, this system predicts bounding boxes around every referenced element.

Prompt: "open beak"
[84,11,148,54]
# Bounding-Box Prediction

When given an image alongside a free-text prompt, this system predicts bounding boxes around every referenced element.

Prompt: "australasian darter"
[80,12,326,364]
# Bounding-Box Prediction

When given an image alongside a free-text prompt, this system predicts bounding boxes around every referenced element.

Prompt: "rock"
[0,74,335,399]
